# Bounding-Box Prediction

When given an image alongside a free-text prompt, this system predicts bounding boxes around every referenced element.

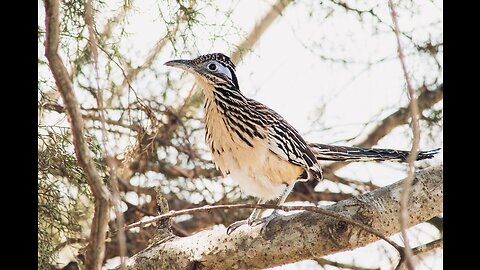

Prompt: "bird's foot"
[226,211,282,235]
[225,215,271,235]
[249,211,281,234]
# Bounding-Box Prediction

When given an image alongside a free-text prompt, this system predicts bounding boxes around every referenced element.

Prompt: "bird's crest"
[192,53,236,71]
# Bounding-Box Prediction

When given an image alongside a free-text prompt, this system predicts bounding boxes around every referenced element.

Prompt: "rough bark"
[122,165,443,270]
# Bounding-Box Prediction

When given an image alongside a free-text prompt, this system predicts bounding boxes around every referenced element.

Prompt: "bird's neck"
[198,80,247,128]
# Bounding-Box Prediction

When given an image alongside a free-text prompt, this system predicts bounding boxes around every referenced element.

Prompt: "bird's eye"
[208,63,217,71]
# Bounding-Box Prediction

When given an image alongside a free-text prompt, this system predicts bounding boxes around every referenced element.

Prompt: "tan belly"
[215,143,303,200]
[205,104,304,200]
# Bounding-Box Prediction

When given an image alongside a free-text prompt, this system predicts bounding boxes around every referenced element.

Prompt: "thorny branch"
[388,1,421,269]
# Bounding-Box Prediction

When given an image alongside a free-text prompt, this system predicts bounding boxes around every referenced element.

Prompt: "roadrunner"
[164,53,439,234]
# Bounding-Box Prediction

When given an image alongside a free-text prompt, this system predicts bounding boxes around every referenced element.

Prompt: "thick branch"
[123,165,442,270]
[44,1,111,269]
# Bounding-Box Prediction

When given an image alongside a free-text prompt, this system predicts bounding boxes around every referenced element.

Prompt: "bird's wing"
[247,98,322,179]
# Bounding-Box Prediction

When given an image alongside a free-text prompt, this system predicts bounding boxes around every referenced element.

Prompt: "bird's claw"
[226,219,248,235]
[249,211,281,234]
[226,211,281,235]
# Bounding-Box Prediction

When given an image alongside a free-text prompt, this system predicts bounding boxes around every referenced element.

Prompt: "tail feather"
[308,143,440,162]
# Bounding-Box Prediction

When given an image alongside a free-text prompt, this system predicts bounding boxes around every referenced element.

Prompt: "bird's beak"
[164,59,194,72]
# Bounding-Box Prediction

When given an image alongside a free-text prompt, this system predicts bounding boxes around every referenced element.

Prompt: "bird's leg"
[226,199,266,235]
[250,183,296,233]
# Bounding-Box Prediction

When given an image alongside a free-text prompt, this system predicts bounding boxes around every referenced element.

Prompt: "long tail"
[308,143,440,162]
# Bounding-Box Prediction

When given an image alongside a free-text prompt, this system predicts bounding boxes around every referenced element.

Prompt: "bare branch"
[84,0,128,268]
[230,0,293,63]
[388,1,421,269]
[44,1,111,269]
[111,23,179,97]
[396,238,443,270]
[110,202,405,255]
[412,238,443,256]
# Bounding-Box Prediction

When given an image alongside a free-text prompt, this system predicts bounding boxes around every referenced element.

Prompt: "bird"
[164,53,439,234]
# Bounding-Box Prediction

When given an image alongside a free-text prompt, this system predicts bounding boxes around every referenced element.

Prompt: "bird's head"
[164,53,240,90]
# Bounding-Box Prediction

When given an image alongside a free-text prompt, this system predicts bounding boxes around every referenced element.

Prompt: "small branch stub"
[154,187,174,240]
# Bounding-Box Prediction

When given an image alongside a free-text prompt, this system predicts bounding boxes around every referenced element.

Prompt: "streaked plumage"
[310,143,439,162]
[164,53,439,233]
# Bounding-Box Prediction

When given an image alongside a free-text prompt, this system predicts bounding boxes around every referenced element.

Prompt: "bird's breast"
[203,99,304,200]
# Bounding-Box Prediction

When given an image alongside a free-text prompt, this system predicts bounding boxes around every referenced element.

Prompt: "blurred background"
[38,0,443,269]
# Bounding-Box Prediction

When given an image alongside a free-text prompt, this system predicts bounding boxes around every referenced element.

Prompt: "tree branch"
[315,257,380,270]
[396,238,443,270]
[230,0,293,63]
[44,1,111,269]
[121,165,442,270]
[388,1,420,269]
[112,20,179,97]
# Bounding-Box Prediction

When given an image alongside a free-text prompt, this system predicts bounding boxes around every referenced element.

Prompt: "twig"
[40,103,141,131]
[112,23,179,98]
[230,0,293,63]
[411,238,442,256]
[316,257,380,270]
[395,238,443,270]
[323,84,442,173]
[84,1,127,268]
[44,1,111,269]
[388,1,421,270]
[324,169,379,191]
[69,1,133,79]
